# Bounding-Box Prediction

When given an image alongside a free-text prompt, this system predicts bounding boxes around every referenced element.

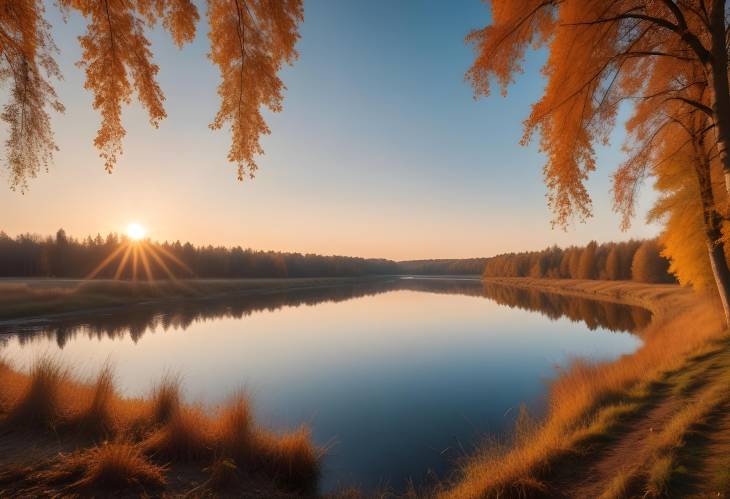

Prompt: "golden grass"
[597,468,633,499]
[76,363,117,436]
[150,373,182,424]
[47,442,166,493]
[645,455,673,497]
[641,370,730,497]
[7,356,69,429]
[0,357,320,495]
[442,278,726,499]
[711,458,730,495]
[144,405,213,461]
[212,393,321,491]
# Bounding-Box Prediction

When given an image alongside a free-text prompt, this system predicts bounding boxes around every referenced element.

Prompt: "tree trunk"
[708,0,730,200]
[706,226,730,327]
[693,115,730,327]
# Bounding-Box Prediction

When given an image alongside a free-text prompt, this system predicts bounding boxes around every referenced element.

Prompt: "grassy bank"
[0,357,320,497]
[441,278,728,498]
[0,276,395,321]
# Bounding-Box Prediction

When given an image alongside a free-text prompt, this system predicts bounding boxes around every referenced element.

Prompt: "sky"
[0,0,660,260]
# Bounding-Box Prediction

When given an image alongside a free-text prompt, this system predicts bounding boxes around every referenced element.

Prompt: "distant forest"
[0,230,672,283]
[0,230,399,279]
[482,239,675,284]
[396,258,488,275]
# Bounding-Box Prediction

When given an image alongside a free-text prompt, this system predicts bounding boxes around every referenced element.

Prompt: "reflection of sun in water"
[127,223,146,241]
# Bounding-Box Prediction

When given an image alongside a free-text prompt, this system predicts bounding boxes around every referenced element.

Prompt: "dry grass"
[0,357,320,495]
[144,405,213,461]
[641,372,730,497]
[46,442,166,493]
[442,278,726,499]
[597,468,633,499]
[149,373,182,425]
[6,356,69,429]
[75,363,117,436]
[212,393,321,492]
[645,455,673,497]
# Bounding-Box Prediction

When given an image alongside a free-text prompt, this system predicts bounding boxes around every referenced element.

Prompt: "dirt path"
[695,405,730,498]
[547,345,730,498]
[563,399,677,497]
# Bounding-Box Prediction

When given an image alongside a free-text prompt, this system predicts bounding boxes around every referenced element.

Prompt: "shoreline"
[0,276,403,324]
[443,278,728,498]
[481,276,696,317]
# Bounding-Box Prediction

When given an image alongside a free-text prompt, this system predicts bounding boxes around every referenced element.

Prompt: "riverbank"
[0,357,320,497]
[0,276,398,322]
[442,277,729,498]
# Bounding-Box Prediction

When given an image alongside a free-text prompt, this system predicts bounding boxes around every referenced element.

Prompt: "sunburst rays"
[84,239,192,282]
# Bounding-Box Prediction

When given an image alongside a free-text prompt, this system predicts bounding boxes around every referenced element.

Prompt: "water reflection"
[0,277,651,348]
[479,282,652,332]
[0,277,647,492]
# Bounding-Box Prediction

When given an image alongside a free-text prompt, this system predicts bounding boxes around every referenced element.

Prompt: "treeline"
[482,239,675,284]
[0,230,675,284]
[0,230,399,279]
[396,258,488,275]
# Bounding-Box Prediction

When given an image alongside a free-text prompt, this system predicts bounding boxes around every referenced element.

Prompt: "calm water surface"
[0,278,649,491]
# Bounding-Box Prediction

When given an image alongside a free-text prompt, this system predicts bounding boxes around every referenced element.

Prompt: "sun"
[126,223,146,241]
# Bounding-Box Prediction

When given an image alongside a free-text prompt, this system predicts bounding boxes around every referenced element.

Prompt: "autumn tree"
[1,0,302,189]
[577,240,597,280]
[467,1,730,324]
[605,245,620,280]
[632,239,672,284]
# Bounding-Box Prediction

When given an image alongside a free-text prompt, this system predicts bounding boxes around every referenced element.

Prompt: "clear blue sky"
[0,0,658,260]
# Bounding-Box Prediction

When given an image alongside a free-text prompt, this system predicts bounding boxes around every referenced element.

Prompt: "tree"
[467,1,730,324]
[1,0,302,189]
[605,245,620,280]
[577,240,597,280]
[632,239,672,284]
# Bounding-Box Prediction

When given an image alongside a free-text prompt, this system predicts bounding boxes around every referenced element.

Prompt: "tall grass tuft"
[8,356,68,429]
[149,373,181,425]
[144,406,212,461]
[77,364,117,437]
[213,392,320,492]
[56,442,166,493]
[216,392,255,462]
[254,426,321,492]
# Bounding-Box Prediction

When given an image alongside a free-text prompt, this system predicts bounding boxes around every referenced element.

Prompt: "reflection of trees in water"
[480,282,652,333]
[1,278,651,349]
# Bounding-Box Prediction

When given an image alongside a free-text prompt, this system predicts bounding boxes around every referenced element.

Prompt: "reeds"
[55,442,166,493]
[0,357,320,495]
[6,356,69,429]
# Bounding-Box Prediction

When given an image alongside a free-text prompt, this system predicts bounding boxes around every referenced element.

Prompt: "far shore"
[0,276,405,323]
[480,276,694,316]
[1,274,679,325]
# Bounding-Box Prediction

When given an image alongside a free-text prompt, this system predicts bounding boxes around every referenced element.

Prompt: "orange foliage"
[0,0,65,192]
[467,1,730,229]
[207,0,302,180]
[0,0,302,187]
